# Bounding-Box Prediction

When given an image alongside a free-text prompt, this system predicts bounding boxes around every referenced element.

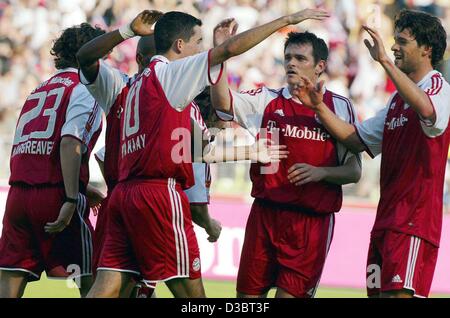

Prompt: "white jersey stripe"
[405,236,414,287]
[168,178,181,275]
[170,178,188,276]
[405,237,421,289]
[173,180,189,276]
[172,178,185,276]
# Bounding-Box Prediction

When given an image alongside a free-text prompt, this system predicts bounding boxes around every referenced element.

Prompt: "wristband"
[118,23,136,40]
[65,196,78,204]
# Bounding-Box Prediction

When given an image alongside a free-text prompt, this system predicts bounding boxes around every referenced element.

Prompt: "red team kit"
[0,7,449,299]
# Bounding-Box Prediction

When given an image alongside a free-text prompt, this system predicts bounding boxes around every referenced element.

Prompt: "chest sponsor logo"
[386,114,408,130]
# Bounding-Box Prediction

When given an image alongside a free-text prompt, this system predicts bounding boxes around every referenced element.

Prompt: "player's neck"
[406,64,434,84]
[163,51,182,62]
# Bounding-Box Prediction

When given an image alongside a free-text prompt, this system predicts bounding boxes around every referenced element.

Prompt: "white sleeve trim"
[79,59,127,116]
[154,50,223,112]
[421,76,450,138]
[61,83,99,153]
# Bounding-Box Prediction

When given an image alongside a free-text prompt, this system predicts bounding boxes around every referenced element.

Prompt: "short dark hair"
[395,9,447,67]
[51,23,105,69]
[154,11,202,54]
[284,31,329,64]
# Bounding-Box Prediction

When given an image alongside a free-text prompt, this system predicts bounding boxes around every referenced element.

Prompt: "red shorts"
[366,230,438,298]
[97,178,201,286]
[237,199,335,298]
[0,186,93,281]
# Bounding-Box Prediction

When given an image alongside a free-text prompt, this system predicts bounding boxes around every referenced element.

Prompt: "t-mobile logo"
[283,124,330,141]
[386,114,408,130]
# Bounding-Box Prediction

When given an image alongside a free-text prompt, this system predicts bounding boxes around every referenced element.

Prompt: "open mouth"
[287,70,297,76]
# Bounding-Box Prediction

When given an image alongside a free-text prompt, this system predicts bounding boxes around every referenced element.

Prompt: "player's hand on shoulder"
[205,218,222,243]
[287,163,327,186]
[44,202,77,234]
[213,18,239,47]
[286,8,329,25]
[250,138,289,164]
[130,10,164,36]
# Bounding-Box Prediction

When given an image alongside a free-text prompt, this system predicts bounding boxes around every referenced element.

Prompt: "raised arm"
[295,76,366,153]
[76,10,163,82]
[209,9,329,67]
[363,25,435,123]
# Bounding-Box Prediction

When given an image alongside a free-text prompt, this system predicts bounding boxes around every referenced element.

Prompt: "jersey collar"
[150,55,170,64]
[282,85,327,102]
[55,67,78,74]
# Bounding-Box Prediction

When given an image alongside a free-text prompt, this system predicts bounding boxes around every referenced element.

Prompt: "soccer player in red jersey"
[211,29,362,298]
[0,23,105,298]
[91,34,222,298]
[296,10,450,298]
[77,9,327,298]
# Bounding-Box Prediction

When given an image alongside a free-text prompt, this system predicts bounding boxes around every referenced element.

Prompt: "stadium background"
[1,0,450,297]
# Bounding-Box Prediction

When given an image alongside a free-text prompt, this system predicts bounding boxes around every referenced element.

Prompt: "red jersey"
[80,51,223,189]
[217,86,359,213]
[9,68,102,190]
[356,70,450,247]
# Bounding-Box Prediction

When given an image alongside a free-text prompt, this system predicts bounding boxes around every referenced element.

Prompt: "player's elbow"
[76,47,93,68]
[350,167,362,184]
[60,136,83,156]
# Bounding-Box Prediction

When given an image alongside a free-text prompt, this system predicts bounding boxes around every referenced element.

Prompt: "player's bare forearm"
[202,144,249,163]
[210,16,288,66]
[380,58,435,122]
[60,136,82,199]
[190,204,211,229]
[322,156,362,185]
[76,30,125,82]
[209,9,329,66]
[210,64,232,113]
[315,103,365,153]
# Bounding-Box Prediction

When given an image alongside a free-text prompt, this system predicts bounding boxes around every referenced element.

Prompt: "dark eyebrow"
[285,53,307,59]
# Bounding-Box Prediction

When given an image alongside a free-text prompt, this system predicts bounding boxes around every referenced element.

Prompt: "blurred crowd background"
[1,0,450,208]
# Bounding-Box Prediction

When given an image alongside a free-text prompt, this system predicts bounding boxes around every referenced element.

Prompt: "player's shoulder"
[328,90,352,106]
[32,69,80,93]
[423,71,449,95]
[328,90,356,123]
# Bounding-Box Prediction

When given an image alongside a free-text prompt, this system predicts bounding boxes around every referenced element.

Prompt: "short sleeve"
[421,74,450,138]
[95,146,105,162]
[155,50,223,111]
[354,106,388,158]
[61,83,102,153]
[216,87,278,137]
[79,59,127,115]
[184,163,210,204]
[332,94,362,165]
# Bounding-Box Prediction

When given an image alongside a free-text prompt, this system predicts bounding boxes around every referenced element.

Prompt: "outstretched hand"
[292,76,325,110]
[287,8,330,25]
[250,138,289,164]
[130,10,164,36]
[362,25,389,64]
[213,18,239,47]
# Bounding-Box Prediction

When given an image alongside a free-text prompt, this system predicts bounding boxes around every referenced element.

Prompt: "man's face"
[180,25,204,58]
[284,43,323,87]
[391,28,428,74]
